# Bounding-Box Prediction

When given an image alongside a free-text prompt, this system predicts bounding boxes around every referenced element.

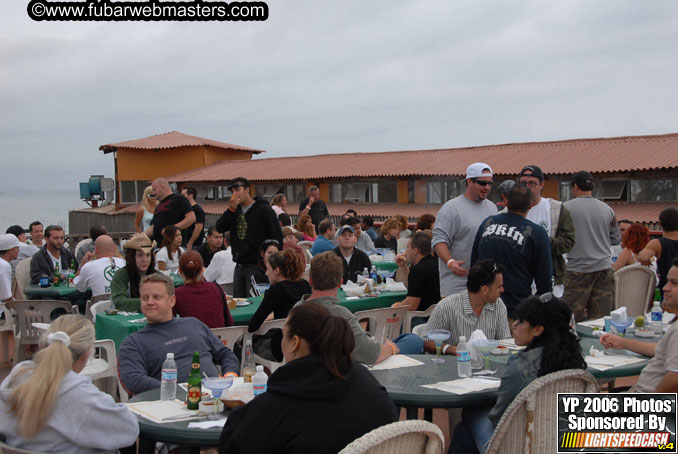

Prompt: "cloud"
[1,0,678,190]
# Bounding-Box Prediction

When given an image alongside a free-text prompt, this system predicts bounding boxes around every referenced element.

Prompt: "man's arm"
[215,208,238,234]
[118,339,160,395]
[534,231,554,294]
[638,239,661,266]
[609,214,621,246]
[394,253,409,286]
[423,302,454,354]
[396,296,422,311]
[186,222,203,250]
[29,251,48,285]
[599,333,657,358]
[552,204,576,256]
[298,198,311,216]
[655,371,678,393]
[174,211,196,231]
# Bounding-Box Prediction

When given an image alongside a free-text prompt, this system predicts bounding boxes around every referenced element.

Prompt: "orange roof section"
[118,201,674,225]
[99,131,265,154]
[167,132,678,183]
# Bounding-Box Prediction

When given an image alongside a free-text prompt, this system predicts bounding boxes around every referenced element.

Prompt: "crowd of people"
[1,166,677,454]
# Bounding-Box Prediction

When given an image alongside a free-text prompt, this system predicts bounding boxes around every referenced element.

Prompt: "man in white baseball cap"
[432,162,497,297]
[0,234,20,305]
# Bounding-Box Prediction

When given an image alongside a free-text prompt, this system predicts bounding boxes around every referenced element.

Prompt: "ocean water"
[0,189,88,235]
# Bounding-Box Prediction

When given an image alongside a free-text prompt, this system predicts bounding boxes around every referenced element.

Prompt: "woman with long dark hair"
[251,239,282,285]
[0,314,139,452]
[451,294,585,454]
[248,250,311,361]
[111,233,156,312]
[174,251,233,328]
[156,225,184,273]
[220,303,398,454]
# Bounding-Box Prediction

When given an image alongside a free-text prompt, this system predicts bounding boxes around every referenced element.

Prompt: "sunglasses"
[262,239,281,247]
[472,179,493,187]
[539,292,554,303]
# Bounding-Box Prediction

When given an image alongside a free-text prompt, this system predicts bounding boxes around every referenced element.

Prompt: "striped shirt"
[426,290,511,345]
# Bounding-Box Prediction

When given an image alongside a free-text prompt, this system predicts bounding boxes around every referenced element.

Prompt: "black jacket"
[216,198,283,265]
[333,247,372,284]
[219,355,398,454]
[29,246,78,285]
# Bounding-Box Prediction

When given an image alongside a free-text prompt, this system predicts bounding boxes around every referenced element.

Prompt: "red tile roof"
[117,201,675,226]
[167,132,678,182]
[99,131,265,154]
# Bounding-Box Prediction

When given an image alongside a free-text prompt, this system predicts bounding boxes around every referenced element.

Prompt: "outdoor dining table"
[373,261,398,272]
[577,321,663,344]
[96,289,407,351]
[24,283,78,299]
[370,337,650,420]
[129,388,225,454]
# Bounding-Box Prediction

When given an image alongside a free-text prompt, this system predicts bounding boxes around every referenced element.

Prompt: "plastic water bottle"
[253,365,268,396]
[370,265,379,282]
[160,352,177,400]
[361,267,369,279]
[651,301,663,335]
[456,336,472,378]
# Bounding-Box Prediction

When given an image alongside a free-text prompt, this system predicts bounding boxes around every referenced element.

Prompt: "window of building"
[427,179,464,203]
[285,184,306,203]
[559,182,573,202]
[630,179,678,202]
[344,183,370,202]
[377,181,398,203]
[594,180,627,200]
[330,184,342,203]
[256,184,285,200]
[120,180,149,204]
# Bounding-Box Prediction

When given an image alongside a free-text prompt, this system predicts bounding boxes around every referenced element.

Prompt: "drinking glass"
[426,330,451,363]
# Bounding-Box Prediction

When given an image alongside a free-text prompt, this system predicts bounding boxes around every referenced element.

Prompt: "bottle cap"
[167,352,174,359]
[256,365,264,372]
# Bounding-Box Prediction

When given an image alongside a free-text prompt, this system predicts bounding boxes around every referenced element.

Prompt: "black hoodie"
[216,197,283,265]
[219,355,398,454]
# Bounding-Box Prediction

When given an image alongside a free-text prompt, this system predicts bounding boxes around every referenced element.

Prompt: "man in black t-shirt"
[298,185,329,233]
[394,231,441,312]
[144,178,195,242]
[181,186,206,250]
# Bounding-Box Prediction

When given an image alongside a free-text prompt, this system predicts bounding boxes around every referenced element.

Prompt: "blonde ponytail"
[8,314,94,437]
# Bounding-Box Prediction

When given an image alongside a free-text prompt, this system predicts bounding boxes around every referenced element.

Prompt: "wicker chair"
[614,265,657,316]
[486,369,599,454]
[338,420,444,454]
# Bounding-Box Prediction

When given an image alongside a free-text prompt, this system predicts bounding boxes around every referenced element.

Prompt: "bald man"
[144,178,195,242]
[74,235,126,297]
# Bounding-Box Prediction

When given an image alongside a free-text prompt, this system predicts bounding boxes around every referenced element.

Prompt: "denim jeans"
[392,333,424,354]
[233,263,261,298]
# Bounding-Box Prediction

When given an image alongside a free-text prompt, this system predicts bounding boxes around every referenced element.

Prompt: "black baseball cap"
[519,165,544,182]
[5,225,27,237]
[571,171,594,191]
[227,177,251,191]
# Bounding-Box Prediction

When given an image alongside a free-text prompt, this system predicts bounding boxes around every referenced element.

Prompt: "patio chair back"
[12,257,32,300]
[85,294,111,320]
[211,326,248,374]
[5,300,75,363]
[486,369,598,454]
[614,265,656,316]
[80,339,126,401]
[244,318,286,373]
[354,306,409,344]
[338,420,444,454]
[403,304,437,333]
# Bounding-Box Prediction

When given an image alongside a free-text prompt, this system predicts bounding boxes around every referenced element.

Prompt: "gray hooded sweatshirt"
[0,361,139,454]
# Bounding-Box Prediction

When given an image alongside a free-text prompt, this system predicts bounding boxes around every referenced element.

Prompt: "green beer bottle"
[187,351,202,410]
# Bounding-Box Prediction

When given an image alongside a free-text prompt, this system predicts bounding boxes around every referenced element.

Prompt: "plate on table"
[235,299,250,307]
[635,328,656,338]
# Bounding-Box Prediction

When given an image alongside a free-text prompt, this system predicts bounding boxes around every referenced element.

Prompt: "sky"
[2,0,678,193]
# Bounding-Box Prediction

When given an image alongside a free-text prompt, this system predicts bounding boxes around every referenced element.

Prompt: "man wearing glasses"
[519,165,575,297]
[216,177,283,297]
[432,162,498,297]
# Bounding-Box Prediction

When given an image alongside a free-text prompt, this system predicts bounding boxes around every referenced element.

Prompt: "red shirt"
[174,281,233,328]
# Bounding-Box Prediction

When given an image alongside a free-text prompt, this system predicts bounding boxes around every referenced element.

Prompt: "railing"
[65,232,135,255]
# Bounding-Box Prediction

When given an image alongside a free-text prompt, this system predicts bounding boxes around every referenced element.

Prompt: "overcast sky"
[2,0,678,192]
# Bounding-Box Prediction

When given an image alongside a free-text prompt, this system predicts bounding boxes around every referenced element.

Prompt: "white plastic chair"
[85,293,112,321]
[403,304,437,334]
[80,339,127,402]
[614,265,657,316]
[211,326,248,374]
[486,369,598,454]
[338,420,444,454]
[412,323,428,339]
[12,257,32,300]
[354,306,409,344]
[90,300,112,322]
[243,318,286,374]
[396,238,409,252]
[0,303,15,364]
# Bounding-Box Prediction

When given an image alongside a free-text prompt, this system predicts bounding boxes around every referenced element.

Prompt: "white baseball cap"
[465,162,493,179]
[0,234,20,250]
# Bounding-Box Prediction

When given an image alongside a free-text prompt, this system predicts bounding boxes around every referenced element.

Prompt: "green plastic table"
[371,339,649,419]
[129,388,227,454]
[24,284,78,299]
[577,323,662,344]
[96,290,407,351]
[373,261,398,272]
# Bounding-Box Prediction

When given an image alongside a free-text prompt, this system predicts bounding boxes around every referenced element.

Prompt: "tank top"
[141,208,154,232]
[657,237,678,293]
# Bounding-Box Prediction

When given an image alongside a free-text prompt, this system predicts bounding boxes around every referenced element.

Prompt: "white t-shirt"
[156,247,185,273]
[204,247,236,285]
[0,257,12,301]
[526,197,552,236]
[74,256,126,296]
